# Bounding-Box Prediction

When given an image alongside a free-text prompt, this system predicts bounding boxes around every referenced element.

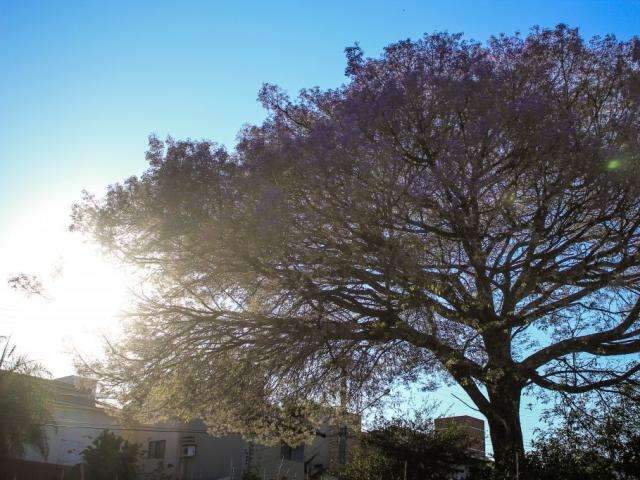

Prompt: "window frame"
[148,439,166,459]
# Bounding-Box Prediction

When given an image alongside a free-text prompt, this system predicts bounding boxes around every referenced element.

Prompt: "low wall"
[0,458,69,480]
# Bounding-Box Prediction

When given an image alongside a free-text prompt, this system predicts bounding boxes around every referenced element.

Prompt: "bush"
[0,337,51,458]
[68,430,140,480]
[335,412,488,480]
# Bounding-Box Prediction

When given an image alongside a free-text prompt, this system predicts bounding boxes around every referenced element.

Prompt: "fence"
[0,458,68,480]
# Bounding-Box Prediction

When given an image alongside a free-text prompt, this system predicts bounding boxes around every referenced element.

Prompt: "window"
[280,443,304,462]
[148,440,166,459]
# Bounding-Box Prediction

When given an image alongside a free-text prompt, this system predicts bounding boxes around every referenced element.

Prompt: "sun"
[0,194,131,377]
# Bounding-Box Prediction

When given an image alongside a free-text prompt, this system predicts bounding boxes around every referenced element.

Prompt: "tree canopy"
[72,25,640,476]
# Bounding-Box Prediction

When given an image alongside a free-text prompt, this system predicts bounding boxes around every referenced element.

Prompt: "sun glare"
[0,195,131,376]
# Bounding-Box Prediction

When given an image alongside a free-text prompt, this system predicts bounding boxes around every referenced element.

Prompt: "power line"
[0,419,212,434]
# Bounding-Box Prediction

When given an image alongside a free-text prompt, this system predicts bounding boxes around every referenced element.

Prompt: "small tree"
[336,412,486,480]
[0,336,51,459]
[525,390,640,479]
[70,430,140,480]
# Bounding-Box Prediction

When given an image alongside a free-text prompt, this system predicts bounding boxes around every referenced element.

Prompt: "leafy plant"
[336,411,488,480]
[69,430,140,480]
[525,390,640,479]
[0,336,51,459]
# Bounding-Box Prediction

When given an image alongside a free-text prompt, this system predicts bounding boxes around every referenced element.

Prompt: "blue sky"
[1,0,639,451]
[2,0,639,216]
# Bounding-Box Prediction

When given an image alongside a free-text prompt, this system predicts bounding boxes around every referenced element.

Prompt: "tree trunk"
[485,381,526,479]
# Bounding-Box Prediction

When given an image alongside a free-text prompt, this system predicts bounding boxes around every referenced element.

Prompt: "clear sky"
[1,0,639,450]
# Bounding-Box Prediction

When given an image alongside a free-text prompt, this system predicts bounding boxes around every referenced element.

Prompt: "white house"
[13,375,356,480]
[21,375,121,467]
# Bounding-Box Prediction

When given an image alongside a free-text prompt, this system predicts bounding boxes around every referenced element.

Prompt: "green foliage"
[335,413,488,480]
[339,448,398,480]
[241,469,262,480]
[0,337,51,458]
[69,430,140,480]
[524,437,611,480]
[146,460,174,480]
[619,434,640,479]
[524,391,640,480]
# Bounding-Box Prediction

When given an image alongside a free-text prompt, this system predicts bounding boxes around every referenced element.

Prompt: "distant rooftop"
[50,375,98,408]
[435,415,486,458]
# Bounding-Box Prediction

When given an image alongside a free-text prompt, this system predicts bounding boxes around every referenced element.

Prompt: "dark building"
[435,415,486,458]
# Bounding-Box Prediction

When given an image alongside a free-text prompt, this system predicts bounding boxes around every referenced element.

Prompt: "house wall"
[129,420,357,480]
[126,422,182,479]
[176,423,247,480]
[42,404,120,466]
[249,443,304,480]
[19,376,358,480]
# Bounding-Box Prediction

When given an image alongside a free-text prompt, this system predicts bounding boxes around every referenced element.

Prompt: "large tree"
[73,25,640,477]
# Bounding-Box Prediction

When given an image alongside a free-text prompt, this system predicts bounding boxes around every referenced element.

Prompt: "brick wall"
[434,415,485,457]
